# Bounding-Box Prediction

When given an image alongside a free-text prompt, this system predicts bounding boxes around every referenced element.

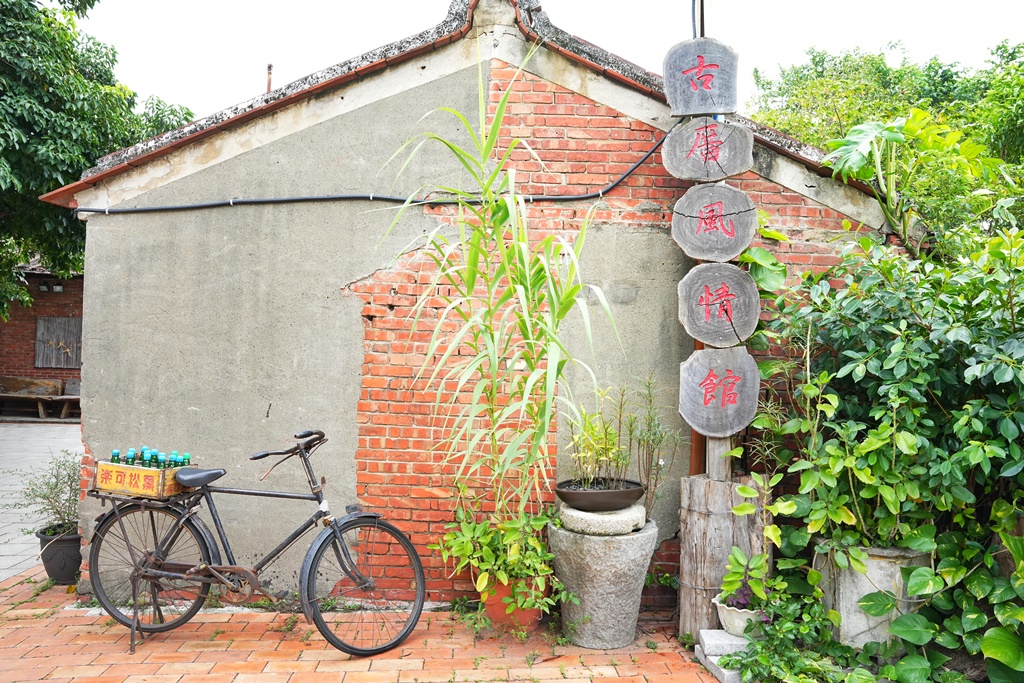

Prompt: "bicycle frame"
[88,431,423,657]
[92,437,374,598]
[198,484,324,571]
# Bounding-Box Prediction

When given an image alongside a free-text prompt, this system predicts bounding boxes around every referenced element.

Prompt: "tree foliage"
[749,46,986,150]
[0,0,192,320]
[752,43,1024,252]
[976,42,1024,165]
[824,109,1009,257]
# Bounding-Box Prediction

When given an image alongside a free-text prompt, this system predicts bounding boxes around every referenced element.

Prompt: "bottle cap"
[112,449,120,456]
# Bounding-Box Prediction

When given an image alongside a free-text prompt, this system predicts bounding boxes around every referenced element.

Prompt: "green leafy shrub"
[1,450,82,536]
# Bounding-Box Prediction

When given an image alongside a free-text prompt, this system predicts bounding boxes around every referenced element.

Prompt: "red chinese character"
[699,369,720,407]
[99,470,112,484]
[114,471,126,485]
[686,124,724,163]
[128,472,141,488]
[696,201,736,238]
[143,475,156,491]
[720,370,742,407]
[699,283,737,322]
[682,55,719,91]
[698,368,743,408]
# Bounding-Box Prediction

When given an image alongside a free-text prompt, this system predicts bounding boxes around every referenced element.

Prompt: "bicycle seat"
[175,468,226,488]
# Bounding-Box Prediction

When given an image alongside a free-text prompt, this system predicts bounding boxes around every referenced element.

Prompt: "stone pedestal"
[549,507,657,649]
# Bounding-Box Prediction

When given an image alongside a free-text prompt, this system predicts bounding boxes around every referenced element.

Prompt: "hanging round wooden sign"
[671,182,757,262]
[663,117,753,183]
[678,263,760,348]
[678,346,759,438]
[663,37,739,117]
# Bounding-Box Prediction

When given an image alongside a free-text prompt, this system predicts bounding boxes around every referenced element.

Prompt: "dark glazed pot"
[35,528,82,585]
[554,479,645,512]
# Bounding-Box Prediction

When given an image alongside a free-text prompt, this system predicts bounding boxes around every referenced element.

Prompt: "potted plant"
[548,380,678,649]
[390,57,613,630]
[433,504,575,631]
[556,387,644,512]
[557,379,680,515]
[714,546,776,637]
[1,451,82,585]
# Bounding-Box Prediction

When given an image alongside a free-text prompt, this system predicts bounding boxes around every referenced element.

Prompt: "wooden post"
[678,475,764,638]
[706,436,732,482]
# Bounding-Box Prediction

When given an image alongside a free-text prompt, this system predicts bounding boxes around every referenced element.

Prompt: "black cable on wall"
[73,118,684,218]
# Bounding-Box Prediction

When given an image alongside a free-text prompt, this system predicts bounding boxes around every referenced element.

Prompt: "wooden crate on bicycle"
[94,462,192,499]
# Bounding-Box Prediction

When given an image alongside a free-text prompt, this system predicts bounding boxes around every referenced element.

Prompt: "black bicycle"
[86,429,425,656]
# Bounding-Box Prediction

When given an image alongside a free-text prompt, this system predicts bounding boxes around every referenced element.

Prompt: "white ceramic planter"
[712,595,760,637]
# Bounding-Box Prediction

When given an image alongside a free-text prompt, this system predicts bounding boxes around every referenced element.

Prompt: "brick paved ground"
[0,565,709,683]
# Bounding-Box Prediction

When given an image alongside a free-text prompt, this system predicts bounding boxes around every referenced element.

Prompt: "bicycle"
[86,429,425,656]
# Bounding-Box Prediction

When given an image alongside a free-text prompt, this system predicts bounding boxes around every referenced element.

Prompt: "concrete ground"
[0,423,84,581]
[0,565,706,683]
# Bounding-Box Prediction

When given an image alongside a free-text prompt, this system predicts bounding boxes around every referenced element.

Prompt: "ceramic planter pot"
[712,595,761,638]
[35,528,82,585]
[817,544,929,648]
[554,479,645,512]
[481,581,544,632]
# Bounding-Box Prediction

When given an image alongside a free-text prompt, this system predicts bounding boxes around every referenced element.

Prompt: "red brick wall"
[71,61,868,608]
[0,274,83,382]
[344,61,867,605]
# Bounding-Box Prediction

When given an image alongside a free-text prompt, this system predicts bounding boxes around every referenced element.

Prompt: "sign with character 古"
[678,263,760,348]
[672,181,756,262]
[663,37,738,116]
[663,117,753,182]
[678,346,759,438]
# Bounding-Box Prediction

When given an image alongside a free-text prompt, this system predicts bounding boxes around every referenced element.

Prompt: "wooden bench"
[0,377,80,419]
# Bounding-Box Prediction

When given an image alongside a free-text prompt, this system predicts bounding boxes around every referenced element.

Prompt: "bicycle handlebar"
[248,430,326,460]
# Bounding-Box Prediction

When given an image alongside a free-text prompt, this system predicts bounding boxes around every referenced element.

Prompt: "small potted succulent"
[1,451,83,585]
[714,546,777,637]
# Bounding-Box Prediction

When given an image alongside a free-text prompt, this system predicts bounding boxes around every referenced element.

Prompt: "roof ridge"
[41,0,847,209]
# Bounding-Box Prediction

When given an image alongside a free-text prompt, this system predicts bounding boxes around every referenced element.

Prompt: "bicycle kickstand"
[128,575,145,654]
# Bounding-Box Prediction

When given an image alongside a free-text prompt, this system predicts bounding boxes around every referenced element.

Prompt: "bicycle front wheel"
[89,505,212,632]
[305,518,425,656]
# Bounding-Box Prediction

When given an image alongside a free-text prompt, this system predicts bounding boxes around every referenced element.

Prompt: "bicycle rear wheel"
[89,505,211,632]
[305,518,425,656]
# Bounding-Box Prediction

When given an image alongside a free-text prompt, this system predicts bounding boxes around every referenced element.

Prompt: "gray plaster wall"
[80,66,481,588]
[559,219,694,543]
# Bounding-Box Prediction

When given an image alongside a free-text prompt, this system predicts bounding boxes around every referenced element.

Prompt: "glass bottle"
[142,451,152,468]
[110,449,120,464]
[183,452,192,467]
[157,452,167,470]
